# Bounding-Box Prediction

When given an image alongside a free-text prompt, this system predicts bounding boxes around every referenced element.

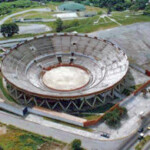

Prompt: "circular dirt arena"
[43,65,90,91]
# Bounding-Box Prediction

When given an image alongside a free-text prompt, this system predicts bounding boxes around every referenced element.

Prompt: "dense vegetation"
[0,0,149,15]
[0,0,39,16]
[144,4,150,15]
[44,0,149,12]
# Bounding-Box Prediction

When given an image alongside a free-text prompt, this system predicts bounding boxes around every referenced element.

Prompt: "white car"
[147,126,150,130]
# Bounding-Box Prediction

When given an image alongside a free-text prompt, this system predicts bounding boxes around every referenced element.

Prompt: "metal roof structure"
[58,2,86,12]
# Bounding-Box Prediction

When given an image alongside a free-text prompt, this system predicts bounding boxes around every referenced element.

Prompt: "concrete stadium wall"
[28,107,86,127]
[0,99,27,116]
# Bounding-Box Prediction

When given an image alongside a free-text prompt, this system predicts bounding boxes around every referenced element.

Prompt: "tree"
[0,23,19,37]
[71,139,82,150]
[144,4,150,15]
[103,107,127,127]
[130,0,148,11]
[55,18,63,32]
[135,0,148,9]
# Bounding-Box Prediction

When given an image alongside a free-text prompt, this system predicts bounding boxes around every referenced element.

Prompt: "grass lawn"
[135,136,150,150]
[85,5,106,13]
[0,123,66,150]
[0,74,16,102]
[43,116,93,132]
[46,12,150,33]
[83,103,114,114]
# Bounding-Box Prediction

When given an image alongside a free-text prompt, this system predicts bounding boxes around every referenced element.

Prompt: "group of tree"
[85,0,149,13]
[103,106,127,127]
[144,3,150,15]
[130,0,149,11]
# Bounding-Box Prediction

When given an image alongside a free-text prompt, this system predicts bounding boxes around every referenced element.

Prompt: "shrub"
[104,109,121,127]
[55,18,63,32]
[82,0,91,6]
[98,10,103,15]
[0,146,3,150]
[71,139,82,150]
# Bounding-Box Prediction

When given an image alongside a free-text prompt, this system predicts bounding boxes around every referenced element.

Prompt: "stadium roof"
[58,2,86,12]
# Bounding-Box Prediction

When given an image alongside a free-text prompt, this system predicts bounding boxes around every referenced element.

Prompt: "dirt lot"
[0,126,7,135]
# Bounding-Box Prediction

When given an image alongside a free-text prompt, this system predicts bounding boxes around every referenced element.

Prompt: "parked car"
[138,128,144,133]
[101,133,110,138]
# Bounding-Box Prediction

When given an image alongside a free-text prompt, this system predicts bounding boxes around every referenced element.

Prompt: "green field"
[0,123,66,150]
[0,74,16,102]
[135,136,150,150]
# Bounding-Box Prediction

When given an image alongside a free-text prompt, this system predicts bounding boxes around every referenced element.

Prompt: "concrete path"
[106,16,122,26]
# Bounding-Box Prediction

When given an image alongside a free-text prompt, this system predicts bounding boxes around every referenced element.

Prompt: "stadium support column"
[57,55,62,64]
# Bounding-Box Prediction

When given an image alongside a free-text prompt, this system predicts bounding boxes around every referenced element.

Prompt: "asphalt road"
[119,114,150,150]
[0,110,125,150]
[143,141,150,150]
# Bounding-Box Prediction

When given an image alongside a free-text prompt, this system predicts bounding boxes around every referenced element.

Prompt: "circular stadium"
[1,33,129,112]
[58,2,86,12]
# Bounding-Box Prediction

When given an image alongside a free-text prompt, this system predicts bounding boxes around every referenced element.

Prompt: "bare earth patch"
[0,126,7,135]
[38,142,66,150]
